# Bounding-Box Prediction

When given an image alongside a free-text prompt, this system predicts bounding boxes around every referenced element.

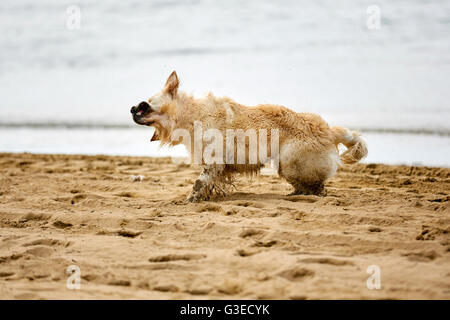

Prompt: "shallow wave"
[0,121,448,136]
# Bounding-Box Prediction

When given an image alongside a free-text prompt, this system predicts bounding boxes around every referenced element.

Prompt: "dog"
[131,71,368,202]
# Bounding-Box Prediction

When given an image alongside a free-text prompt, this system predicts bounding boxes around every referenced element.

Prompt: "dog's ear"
[164,71,179,98]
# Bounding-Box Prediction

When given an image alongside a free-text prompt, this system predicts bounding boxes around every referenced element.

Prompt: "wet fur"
[132,71,368,202]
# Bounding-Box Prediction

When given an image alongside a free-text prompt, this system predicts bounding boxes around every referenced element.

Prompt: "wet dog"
[131,71,367,202]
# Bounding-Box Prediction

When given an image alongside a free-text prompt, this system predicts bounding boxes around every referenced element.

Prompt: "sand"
[0,152,449,299]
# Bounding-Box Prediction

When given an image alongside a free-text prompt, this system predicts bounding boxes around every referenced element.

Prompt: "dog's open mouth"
[131,101,153,125]
[135,102,148,116]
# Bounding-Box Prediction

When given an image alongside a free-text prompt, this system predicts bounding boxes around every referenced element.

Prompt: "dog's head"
[130,71,180,141]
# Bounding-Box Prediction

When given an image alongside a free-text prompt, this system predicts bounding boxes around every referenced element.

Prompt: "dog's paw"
[185,179,213,203]
[288,190,327,197]
[185,192,200,203]
[185,190,210,203]
[289,184,327,197]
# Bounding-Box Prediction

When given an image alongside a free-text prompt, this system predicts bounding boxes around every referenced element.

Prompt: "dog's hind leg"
[186,164,230,202]
[279,144,339,197]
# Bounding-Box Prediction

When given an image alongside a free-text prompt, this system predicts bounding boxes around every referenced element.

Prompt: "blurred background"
[0,0,449,166]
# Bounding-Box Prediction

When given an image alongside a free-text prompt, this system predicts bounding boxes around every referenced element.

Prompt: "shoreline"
[0,152,449,299]
[1,128,450,167]
[2,150,450,169]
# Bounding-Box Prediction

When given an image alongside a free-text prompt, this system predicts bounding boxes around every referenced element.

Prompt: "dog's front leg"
[186,165,225,202]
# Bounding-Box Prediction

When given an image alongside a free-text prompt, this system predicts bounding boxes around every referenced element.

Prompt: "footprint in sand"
[25,246,54,258]
[402,250,439,262]
[14,292,39,299]
[0,272,15,277]
[117,229,143,238]
[52,221,73,229]
[252,240,278,248]
[96,229,142,238]
[236,248,260,257]
[283,195,319,203]
[230,200,265,209]
[278,267,315,282]
[153,284,179,292]
[115,192,138,198]
[299,257,355,266]
[108,280,131,287]
[186,287,213,295]
[0,253,23,263]
[196,203,223,213]
[239,228,267,238]
[22,238,72,247]
[21,213,51,222]
[148,253,206,263]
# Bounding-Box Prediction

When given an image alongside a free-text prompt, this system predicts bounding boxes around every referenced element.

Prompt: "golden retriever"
[131,71,368,202]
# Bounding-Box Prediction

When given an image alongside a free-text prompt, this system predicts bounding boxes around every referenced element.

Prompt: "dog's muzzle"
[131,101,152,124]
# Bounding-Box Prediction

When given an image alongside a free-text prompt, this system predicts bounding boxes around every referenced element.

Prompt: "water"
[1,0,449,166]
[1,127,449,167]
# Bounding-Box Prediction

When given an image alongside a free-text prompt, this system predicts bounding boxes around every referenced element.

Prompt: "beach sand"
[0,152,448,299]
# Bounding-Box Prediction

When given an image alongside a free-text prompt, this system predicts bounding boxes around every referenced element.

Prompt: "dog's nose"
[138,101,150,110]
[131,101,151,117]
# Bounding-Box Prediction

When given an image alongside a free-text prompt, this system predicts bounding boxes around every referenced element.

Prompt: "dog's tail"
[331,126,368,165]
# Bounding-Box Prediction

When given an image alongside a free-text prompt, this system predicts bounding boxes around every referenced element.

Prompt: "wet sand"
[0,152,449,299]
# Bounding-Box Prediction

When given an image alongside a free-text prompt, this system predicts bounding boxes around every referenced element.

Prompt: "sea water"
[0,0,449,166]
